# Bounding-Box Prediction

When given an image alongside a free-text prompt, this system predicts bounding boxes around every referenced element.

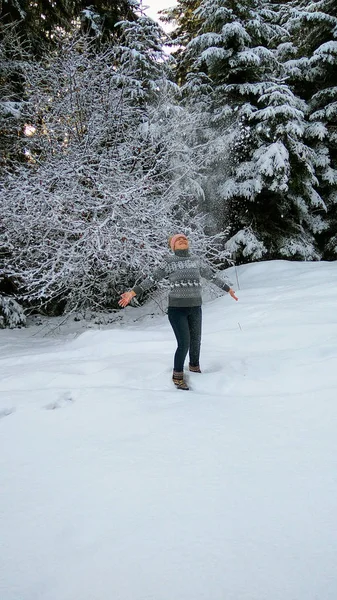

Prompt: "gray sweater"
[133,250,231,308]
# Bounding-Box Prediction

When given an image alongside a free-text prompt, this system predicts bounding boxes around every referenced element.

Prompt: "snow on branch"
[0,296,26,329]
[187,32,223,52]
[221,22,252,46]
[225,228,267,260]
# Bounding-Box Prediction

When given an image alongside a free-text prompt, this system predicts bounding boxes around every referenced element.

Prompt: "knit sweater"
[133,249,231,308]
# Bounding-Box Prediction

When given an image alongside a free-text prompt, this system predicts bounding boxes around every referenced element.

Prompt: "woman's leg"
[168,307,190,372]
[188,306,202,368]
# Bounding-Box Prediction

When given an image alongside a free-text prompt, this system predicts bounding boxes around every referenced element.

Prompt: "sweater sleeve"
[200,262,231,293]
[132,261,169,296]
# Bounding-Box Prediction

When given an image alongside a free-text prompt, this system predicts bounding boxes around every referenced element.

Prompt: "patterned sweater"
[133,249,231,308]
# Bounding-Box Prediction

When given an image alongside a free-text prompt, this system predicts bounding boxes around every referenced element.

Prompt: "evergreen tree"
[160,0,202,83]
[115,15,172,104]
[0,1,137,52]
[284,0,337,257]
[178,0,325,260]
[0,21,29,172]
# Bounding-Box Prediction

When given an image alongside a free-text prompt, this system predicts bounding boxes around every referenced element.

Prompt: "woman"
[119,234,238,390]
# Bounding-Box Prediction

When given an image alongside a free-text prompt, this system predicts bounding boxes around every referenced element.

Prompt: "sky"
[143,0,177,25]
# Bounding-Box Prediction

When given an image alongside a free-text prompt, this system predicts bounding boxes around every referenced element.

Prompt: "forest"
[0,0,336,324]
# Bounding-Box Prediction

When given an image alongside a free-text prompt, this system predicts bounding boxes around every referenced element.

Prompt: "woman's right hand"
[118,290,136,308]
[229,288,239,301]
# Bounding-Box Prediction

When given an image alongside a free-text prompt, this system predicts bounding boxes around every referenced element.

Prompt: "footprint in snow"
[45,392,74,411]
[0,407,15,419]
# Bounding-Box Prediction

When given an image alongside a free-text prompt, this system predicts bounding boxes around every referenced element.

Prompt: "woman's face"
[174,236,189,250]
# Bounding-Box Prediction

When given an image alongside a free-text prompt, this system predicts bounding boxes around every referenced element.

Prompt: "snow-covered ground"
[1,260,337,600]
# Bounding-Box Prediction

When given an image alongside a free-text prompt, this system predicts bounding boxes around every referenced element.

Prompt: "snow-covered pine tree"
[160,0,203,84]
[284,0,337,258]
[0,0,138,51]
[176,0,325,261]
[0,21,30,173]
[0,295,26,329]
[116,15,171,104]
[79,1,137,40]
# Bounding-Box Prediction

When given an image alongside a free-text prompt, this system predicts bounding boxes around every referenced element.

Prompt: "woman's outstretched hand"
[118,290,136,308]
[229,288,239,301]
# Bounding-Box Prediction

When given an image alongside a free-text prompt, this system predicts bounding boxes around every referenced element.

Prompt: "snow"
[221,22,252,45]
[188,32,223,51]
[255,141,289,179]
[2,260,337,600]
[200,46,231,64]
[234,49,261,67]
[0,101,22,119]
[313,40,337,60]
[225,229,267,260]
[80,8,102,36]
[0,295,26,329]
[305,121,328,140]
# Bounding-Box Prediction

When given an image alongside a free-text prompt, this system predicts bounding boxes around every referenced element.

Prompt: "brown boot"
[172,371,189,391]
[189,364,201,373]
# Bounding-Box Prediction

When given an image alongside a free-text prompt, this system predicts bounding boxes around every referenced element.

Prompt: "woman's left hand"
[229,288,239,301]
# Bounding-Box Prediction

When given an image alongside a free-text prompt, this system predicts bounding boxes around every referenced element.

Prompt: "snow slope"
[1,260,337,600]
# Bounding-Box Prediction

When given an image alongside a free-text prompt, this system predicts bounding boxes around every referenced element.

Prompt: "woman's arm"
[118,262,168,307]
[132,263,168,297]
[200,263,238,301]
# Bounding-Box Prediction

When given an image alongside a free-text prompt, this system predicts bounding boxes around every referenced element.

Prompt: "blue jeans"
[168,306,202,372]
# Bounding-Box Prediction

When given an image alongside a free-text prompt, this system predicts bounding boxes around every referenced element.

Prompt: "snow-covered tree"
[160,0,203,83]
[115,15,171,104]
[223,81,327,260]
[178,0,325,260]
[0,21,30,173]
[0,295,26,329]
[1,33,227,312]
[284,0,337,257]
[0,0,138,52]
